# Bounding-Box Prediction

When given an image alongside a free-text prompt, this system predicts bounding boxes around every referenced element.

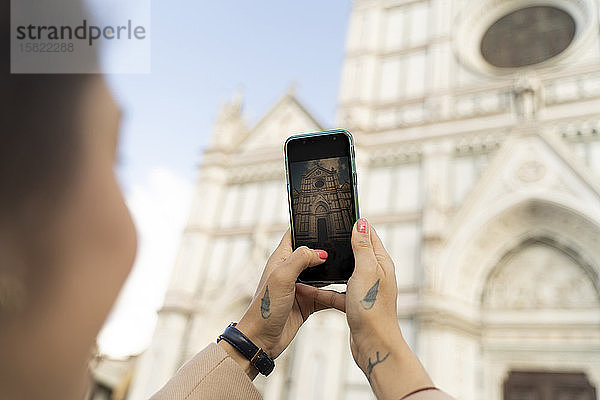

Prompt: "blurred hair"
[0,1,97,231]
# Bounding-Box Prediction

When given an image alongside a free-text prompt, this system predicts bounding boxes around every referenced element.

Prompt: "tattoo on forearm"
[360,279,380,310]
[260,285,271,319]
[366,351,390,381]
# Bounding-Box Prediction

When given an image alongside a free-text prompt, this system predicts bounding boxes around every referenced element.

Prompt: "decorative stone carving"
[516,160,546,183]
[512,73,543,121]
[483,242,599,309]
[453,199,600,305]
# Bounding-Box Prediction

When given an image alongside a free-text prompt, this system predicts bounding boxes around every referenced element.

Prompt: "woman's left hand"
[235,230,346,361]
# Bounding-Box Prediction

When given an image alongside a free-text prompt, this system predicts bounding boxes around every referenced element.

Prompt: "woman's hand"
[346,218,434,399]
[222,229,345,378]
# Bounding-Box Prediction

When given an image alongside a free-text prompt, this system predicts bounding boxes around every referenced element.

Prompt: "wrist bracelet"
[217,322,275,376]
[399,386,439,399]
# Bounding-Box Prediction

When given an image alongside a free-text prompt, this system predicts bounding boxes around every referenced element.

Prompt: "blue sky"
[97,1,352,357]
[108,1,352,187]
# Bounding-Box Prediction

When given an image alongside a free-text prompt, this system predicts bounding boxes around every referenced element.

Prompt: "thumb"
[351,218,378,276]
[273,246,328,284]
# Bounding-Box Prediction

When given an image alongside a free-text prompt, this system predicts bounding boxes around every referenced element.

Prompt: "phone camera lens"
[333,136,337,141]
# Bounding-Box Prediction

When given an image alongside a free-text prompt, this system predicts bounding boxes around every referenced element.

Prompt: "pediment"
[305,166,335,178]
[449,126,600,238]
[434,126,600,303]
[238,93,323,152]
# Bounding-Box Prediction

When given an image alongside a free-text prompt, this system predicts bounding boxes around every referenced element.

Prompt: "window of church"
[258,181,280,225]
[405,51,427,98]
[481,6,575,68]
[239,183,260,227]
[384,7,405,50]
[219,184,241,228]
[406,2,428,47]
[379,57,402,102]
[343,58,366,101]
[386,223,419,288]
[365,167,393,213]
[225,236,251,277]
[384,2,429,50]
[393,163,421,212]
[204,237,230,286]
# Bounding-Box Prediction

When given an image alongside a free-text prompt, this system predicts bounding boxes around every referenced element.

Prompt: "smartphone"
[284,129,360,285]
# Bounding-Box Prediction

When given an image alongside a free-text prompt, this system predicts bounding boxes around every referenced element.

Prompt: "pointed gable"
[238,92,323,152]
[305,166,335,178]
[448,126,600,239]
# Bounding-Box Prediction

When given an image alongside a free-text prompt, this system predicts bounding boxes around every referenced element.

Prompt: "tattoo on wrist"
[260,285,271,319]
[366,351,390,381]
[360,279,380,310]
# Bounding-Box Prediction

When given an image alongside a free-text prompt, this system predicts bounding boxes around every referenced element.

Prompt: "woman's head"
[0,3,138,399]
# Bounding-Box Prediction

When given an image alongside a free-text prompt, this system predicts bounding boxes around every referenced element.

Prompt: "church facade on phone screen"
[291,161,354,246]
[128,0,600,399]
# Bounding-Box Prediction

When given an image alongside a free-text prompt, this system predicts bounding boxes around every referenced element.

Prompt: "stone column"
[420,139,453,291]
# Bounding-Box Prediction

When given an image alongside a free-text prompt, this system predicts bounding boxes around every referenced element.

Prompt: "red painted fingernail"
[357,218,369,233]
[315,250,328,259]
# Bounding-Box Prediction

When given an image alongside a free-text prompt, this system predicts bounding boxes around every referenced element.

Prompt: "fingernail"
[357,218,369,234]
[315,249,328,259]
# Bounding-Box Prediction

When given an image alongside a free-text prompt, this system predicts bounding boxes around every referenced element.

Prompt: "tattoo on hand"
[260,285,271,319]
[366,351,390,381]
[360,279,380,310]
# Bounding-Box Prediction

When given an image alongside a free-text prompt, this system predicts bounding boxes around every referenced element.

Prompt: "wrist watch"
[217,322,275,376]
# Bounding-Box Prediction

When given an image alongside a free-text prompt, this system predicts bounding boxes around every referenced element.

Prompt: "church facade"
[292,166,354,245]
[128,0,600,399]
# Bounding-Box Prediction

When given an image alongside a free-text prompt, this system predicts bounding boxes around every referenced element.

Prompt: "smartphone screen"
[285,130,359,284]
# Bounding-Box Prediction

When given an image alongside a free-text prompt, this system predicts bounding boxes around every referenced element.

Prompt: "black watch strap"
[217,323,275,376]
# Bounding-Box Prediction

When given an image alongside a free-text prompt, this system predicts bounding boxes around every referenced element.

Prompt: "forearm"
[358,331,434,400]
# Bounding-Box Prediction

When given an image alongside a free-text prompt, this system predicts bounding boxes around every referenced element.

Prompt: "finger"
[351,218,378,276]
[370,226,394,277]
[296,283,346,313]
[272,246,327,285]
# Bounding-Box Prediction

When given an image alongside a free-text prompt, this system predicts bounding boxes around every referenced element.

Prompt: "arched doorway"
[503,371,596,400]
[317,217,328,243]
[315,202,330,244]
[482,236,600,400]
[429,199,600,400]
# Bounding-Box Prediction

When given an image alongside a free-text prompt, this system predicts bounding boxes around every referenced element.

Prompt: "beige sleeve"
[150,343,262,400]
[403,388,456,400]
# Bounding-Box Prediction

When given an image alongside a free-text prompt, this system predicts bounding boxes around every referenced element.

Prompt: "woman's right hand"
[346,218,435,399]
